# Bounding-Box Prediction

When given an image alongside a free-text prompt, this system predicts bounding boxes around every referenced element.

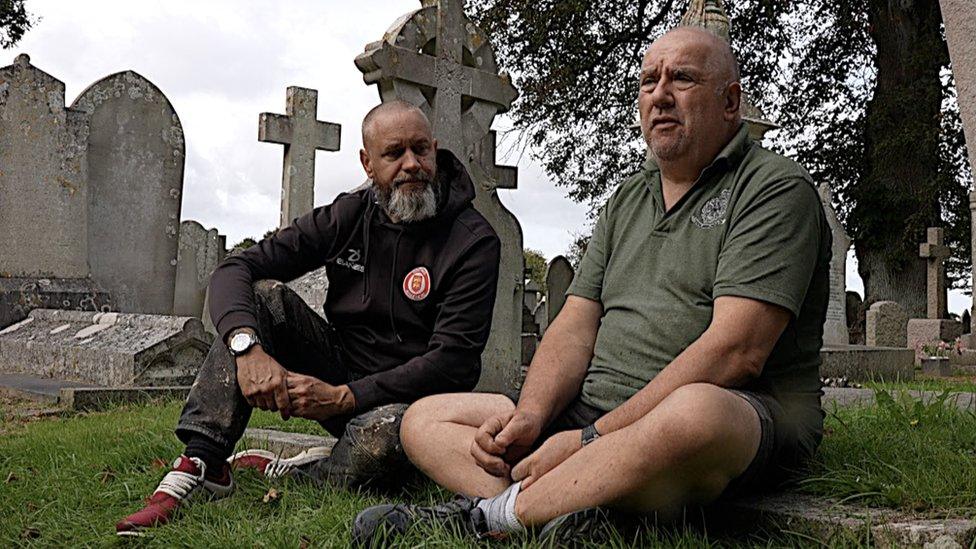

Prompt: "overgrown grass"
[1,391,973,546]
[864,377,976,394]
[802,389,976,515]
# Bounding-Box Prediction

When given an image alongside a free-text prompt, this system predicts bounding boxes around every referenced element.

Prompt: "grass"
[864,377,976,394]
[0,391,974,547]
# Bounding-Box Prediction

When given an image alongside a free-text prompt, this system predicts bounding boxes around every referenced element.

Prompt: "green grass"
[802,389,976,515]
[1,392,974,546]
[864,377,976,394]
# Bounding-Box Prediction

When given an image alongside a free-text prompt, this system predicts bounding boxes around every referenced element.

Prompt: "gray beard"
[374,181,438,224]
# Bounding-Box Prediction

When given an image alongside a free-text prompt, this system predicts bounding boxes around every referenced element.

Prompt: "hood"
[430,149,477,222]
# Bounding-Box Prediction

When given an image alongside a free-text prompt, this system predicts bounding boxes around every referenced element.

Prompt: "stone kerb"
[865,301,908,348]
[0,54,90,278]
[174,221,226,319]
[72,71,186,315]
[0,309,211,387]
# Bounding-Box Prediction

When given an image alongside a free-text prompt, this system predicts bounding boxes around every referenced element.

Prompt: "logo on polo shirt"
[403,266,431,301]
[692,189,732,229]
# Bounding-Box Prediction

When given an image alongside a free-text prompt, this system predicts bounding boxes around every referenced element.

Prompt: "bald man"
[353,27,830,544]
[116,101,501,535]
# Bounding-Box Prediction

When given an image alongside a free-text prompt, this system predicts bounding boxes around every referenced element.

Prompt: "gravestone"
[845,291,865,344]
[818,183,850,345]
[173,221,226,319]
[0,309,211,387]
[545,256,575,327]
[72,71,186,315]
[865,301,908,348]
[0,54,89,278]
[287,267,330,319]
[0,278,112,329]
[355,0,525,393]
[907,228,963,348]
[259,87,341,228]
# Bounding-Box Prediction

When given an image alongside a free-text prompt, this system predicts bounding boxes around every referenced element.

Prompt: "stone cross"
[354,0,518,160]
[259,87,341,228]
[919,227,951,319]
[471,130,517,191]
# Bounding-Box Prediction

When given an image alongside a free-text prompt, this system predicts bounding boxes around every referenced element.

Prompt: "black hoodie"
[208,150,501,412]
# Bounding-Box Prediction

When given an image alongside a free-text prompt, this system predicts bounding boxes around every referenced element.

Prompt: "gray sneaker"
[352,495,504,546]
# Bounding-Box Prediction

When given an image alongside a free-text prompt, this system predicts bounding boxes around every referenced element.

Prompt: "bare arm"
[517,295,603,426]
[594,295,790,435]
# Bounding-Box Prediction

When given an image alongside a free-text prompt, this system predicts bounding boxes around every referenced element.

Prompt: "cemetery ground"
[1,386,974,548]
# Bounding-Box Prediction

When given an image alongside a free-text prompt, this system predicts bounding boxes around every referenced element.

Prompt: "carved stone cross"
[259,87,341,228]
[471,130,517,191]
[919,227,951,319]
[354,0,518,164]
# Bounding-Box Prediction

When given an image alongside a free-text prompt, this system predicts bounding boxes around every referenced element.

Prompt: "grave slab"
[820,345,915,382]
[907,318,964,349]
[822,387,976,411]
[242,428,336,457]
[0,373,98,404]
[0,277,112,329]
[60,386,190,411]
[0,309,211,387]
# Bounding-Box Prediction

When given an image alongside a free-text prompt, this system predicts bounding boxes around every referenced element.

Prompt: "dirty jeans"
[175,280,411,488]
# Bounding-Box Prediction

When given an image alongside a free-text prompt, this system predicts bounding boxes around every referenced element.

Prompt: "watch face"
[230,333,252,353]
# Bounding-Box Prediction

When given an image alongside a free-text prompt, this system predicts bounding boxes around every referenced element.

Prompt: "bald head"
[650,27,740,91]
[361,100,432,147]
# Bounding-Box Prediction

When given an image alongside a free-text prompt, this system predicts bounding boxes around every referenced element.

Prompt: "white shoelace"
[155,458,205,500]
[263,459,293,479]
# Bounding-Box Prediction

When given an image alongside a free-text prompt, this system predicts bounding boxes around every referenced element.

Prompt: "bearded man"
[352,26,830,544]
[116,101,501,535]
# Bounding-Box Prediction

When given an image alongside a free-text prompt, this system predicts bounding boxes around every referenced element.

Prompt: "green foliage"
[802,389,976,513]
[230,229,278,252]
[469,0,973,295]
[524,248,548,291]
[566,230,591,270]
[0,0,32,49]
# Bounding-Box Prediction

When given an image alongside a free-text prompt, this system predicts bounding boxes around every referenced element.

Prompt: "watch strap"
[581,423,601,446]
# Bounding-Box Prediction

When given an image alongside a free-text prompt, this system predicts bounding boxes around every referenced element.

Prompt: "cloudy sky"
[6,0,971,313]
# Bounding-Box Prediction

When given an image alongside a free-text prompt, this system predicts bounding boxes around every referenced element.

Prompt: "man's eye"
[641,76,657,88]
[384,149,403,158]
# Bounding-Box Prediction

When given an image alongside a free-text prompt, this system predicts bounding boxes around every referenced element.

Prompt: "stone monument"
[73,71,186,314]
[173,221,226,319]
[355,0,525,393]
[545,256,575,329]
[818,183,851,345]
[1,54,187,325]
[259,87,341,228]
[865,301,908,348]
[907,227,963,348]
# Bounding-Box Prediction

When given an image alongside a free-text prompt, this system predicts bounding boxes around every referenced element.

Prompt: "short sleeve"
[712,177,825,317]
[568,203,611,301]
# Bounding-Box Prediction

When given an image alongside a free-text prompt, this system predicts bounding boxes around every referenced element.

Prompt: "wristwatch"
[227,329,261,357]
[581,423,601,446]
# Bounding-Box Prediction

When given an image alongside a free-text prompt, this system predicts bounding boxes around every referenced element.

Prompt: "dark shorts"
[520,388,823,497]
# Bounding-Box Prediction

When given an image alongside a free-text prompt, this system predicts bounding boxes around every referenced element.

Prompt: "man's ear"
[360,149,373,179]
[432,137,438,152]
[725,81,742,120]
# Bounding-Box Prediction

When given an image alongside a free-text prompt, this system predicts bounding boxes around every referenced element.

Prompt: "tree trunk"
[854,0,949,317]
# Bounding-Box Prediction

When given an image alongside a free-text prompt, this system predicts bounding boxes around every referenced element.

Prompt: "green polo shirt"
[568,124,830,413]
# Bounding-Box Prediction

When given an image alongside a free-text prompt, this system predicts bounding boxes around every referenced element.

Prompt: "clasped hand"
[236,346,353,421]
[470,409,583,489]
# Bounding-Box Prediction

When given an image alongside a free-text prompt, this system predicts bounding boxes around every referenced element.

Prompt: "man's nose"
[401,150,421,171]
[649,77,674,109]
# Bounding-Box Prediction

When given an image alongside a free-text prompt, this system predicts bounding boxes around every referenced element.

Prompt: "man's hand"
[511,429,581,489]
[285,372,356,422]
[470,409,544,477]
[236,345,291,418]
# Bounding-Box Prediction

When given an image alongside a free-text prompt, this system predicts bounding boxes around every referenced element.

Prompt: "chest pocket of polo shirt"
[660,227,721,304]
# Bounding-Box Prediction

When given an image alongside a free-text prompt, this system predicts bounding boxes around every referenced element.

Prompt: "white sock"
[475,481,526,534]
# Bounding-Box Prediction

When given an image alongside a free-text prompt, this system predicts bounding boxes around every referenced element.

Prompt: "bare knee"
[401,394,465,458]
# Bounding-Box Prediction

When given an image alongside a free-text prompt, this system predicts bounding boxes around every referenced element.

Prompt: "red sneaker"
[115,455,234,536]
[229,447,331,479]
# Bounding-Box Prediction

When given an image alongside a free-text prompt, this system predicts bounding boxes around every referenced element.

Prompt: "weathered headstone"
[355,0,525,393]
[174,221,226,319]
[0,309,211,387]
[907,228,963,348]
[545,256,575,327]
[0,54,89,278]
[865,301,908,348]
[72,71,186,315]
[845,291,865,344]
[287,266,330,319]
[818,183,850,345]
[259,87,341,228]
[0,278,113,329]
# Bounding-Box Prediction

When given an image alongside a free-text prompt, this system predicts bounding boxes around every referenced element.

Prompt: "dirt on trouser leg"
[294,403,414,489]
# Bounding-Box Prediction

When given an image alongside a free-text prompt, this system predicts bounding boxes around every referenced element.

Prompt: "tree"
[524,248,548,292]
[1,0,33,49]
[470,0,972,316]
